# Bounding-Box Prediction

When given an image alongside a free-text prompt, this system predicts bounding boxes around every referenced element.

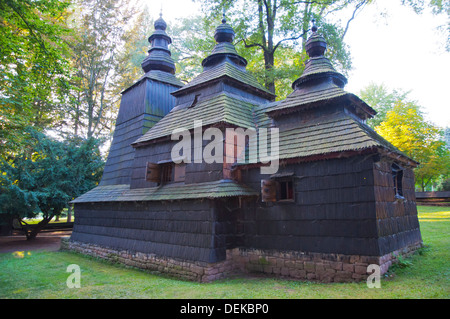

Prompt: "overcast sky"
[141,0,449,128]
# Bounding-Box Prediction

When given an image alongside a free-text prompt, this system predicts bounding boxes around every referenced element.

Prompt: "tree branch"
[273,29,310,52]
[240,38,267,51]
[7,0,48,53]
[341,0,369,40]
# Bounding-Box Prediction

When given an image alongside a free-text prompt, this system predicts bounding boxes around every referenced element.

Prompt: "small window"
[278,180,294,201]
[391,163,404,199]
[261,178,295,202]
[160,163,173,183]
[146,162,185,184]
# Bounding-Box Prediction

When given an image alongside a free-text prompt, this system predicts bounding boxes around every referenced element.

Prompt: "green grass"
[0,205,448,299]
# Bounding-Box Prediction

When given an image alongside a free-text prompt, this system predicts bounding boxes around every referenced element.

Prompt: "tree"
[359,83,411,128]
[0,129,104,239]
[64,0,136,139]
[171,15,215,84]
[375,101,450,191]
[113,7,155,90]
[401,0,449,51]
[0,0,74,154]
[194,0,371,95]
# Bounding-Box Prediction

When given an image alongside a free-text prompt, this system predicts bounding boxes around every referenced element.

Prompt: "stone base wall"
[61,239,422,283]
[61,239,233,282]
[228,242,422,283]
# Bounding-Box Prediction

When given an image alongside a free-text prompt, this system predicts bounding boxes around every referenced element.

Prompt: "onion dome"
[214,13,235,43]
[202,12,247,68]
[154,14,167,31]
[141,13,176,74]
[292,20,347,90]
[305,21,327,57]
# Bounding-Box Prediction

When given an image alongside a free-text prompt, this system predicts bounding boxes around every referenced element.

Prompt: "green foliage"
[171,15,217,84]
[0,0,74,154]
[359,83,412,128]
[436,178,450,191]
[374,98,450,191]
[64,0,136,139]
[402,0,449,51]
[114,8,154,89]
[0,128,104,238]
[190,0,362,97]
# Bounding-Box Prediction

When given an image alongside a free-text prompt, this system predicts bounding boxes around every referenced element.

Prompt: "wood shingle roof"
[132,93,258,145]
[245,112,411,163]
[71,179,258,203]
[171,61,274,98]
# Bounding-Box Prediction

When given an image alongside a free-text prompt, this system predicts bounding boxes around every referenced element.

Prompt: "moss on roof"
[122,70,184,94]
[133,93,258,144]
[266,86,348,114]
[71,179,258,203]
[245,112,407,162]
[173,61,273,97]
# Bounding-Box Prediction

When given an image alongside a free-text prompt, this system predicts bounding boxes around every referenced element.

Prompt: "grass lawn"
[0,205,448,299]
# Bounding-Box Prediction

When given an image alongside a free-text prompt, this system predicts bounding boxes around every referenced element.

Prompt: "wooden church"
[66,14,423,282]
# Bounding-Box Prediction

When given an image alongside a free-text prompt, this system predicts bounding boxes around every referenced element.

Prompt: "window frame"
[160,163,173,184]
[145,161,186,185]
[391,163,405,199]
[261,176,295,203]
[276,179,295,202]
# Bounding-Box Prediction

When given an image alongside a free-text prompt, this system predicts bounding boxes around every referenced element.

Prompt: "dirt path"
[0,230,72,254]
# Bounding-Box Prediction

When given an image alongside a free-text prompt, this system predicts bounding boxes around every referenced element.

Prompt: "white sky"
[141,0,450,128]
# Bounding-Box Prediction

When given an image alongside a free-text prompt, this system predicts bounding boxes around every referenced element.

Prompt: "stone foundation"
[228,243,422,283]
[61,239,234,282]
[61,239,422,283]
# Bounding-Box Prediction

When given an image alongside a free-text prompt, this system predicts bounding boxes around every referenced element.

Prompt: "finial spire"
[141,11,175,74]
[311,18,318,33]
[214,8,235,43]
[305,19,326,58]
[222,7,226,24]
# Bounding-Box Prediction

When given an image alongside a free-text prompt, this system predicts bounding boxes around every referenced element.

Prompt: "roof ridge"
[173,61,273,97]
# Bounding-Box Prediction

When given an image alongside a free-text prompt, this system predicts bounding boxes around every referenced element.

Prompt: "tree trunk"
[67,205,72,223]
[24,215,54,240]
[263,50,276,94]
[262,0,276,95]
[0,214,14,236]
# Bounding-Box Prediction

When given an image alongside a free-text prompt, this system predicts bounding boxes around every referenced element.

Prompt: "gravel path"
[0,230,72,253]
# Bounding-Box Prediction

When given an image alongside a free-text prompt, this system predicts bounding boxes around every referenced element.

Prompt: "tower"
[100,14,183,186]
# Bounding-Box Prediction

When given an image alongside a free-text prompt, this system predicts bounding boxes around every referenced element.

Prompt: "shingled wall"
[71,199,228,263]
[130,138,225,189]
[101,78,181,186]
[237,155,422,257]
[373,160,422,255]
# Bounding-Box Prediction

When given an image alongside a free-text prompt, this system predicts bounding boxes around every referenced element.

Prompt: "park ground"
[0,206,448,299]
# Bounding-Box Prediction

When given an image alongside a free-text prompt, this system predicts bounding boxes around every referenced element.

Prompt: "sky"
[141,0,449,128]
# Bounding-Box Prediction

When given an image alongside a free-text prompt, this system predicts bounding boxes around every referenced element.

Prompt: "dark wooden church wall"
[101,113,159,186]
[130,141,174,189]
[71,200,223,263]
[101,78,180,186]
[373,160,422,255]
[131,137,225,189]
[144,79,180,118]
[185,137,224,184]
[116,78,179,125]
[213,198,240,256]
[238,156,382,256]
